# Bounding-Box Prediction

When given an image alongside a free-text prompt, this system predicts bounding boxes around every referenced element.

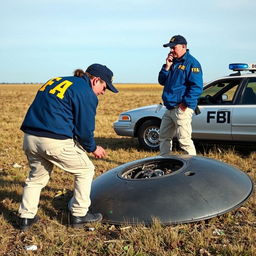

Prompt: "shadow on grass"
[195,141,256,157]
[0,177,74,229]
[95,136,256,157]
[0,178,24,229]
[51,189,73,226]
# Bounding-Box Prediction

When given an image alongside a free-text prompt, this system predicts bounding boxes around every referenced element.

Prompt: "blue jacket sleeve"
[73,91,98,152]
[183,62,203,110]
[158,65,169,86]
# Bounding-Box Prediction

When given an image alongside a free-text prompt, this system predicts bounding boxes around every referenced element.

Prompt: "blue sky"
[1,0,256,83]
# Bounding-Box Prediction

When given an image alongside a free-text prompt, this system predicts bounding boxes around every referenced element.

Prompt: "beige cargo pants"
[19,134,95,218]
[159,107,196,156]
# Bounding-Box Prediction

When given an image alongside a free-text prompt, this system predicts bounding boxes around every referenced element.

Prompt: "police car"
[113,63,256,150]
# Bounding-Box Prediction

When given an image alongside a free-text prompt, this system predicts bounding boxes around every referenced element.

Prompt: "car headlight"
[119,114,131,121]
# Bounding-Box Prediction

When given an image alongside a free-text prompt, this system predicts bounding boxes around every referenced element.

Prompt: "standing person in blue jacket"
[18,63,118,230]
[158,35,203,156]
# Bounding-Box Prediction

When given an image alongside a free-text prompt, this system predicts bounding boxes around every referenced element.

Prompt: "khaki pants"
[19,134,95,218]
[159,107,196,156]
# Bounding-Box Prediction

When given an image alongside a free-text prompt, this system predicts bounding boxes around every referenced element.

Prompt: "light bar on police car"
[229,63,248,71]
[229,63,256,71]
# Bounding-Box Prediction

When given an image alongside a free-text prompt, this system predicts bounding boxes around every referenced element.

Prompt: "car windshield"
[199,78,242,105]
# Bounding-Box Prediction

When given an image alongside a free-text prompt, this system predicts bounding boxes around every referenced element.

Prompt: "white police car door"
[193,106,232,140]
[192,78,242,140]
[232,78,256,141]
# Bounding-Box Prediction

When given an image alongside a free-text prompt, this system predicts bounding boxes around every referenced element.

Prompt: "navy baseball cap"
[86,64,118,93]
[163,35,187,48]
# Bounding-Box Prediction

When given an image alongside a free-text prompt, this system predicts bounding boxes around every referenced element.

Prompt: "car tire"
[138,119,160,151]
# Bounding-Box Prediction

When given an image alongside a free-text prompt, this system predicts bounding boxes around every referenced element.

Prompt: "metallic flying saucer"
[90,155,253,225]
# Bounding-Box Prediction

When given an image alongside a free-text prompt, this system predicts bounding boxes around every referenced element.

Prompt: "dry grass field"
[0,83,255,256]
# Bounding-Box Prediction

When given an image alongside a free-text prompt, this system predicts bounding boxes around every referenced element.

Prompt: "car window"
[240,78,256,105]
[199,78,242,105]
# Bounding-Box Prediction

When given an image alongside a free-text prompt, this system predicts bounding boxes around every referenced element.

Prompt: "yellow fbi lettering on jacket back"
[39,77,73,99]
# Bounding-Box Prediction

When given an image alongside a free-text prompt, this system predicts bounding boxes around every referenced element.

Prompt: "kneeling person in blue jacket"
[158,35,203,156]
[18,63,118,230]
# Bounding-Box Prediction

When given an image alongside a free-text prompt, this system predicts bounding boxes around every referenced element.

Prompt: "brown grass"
[0,83,255,256]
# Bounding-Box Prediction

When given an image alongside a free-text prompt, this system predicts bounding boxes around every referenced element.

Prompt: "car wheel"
[138,119,160,151]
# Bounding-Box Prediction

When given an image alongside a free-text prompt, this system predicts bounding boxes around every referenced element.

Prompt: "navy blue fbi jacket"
[21,75,98,153]
[158,50,203,110]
